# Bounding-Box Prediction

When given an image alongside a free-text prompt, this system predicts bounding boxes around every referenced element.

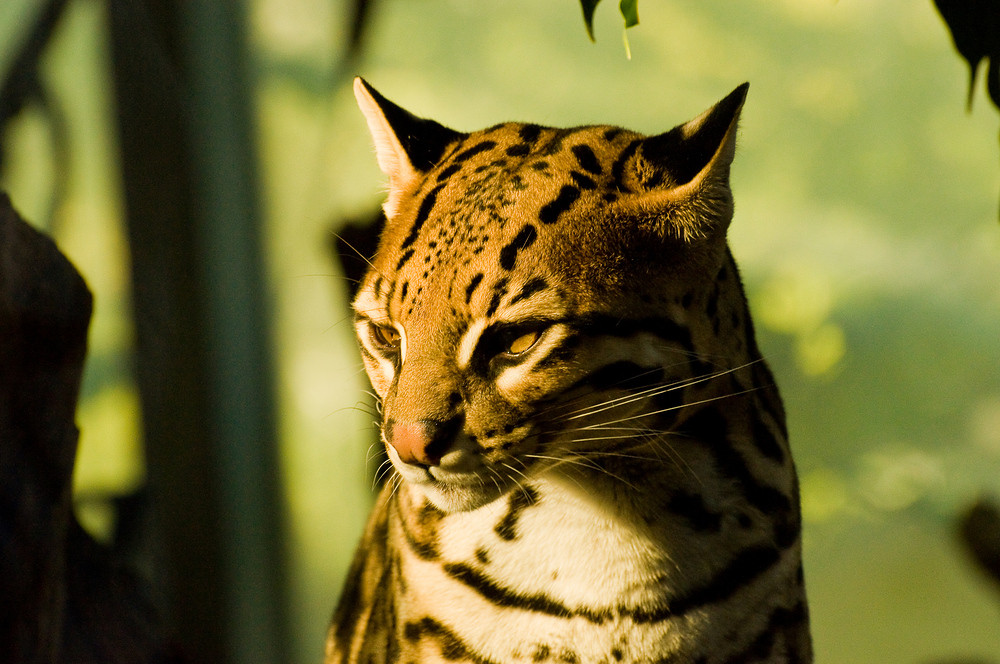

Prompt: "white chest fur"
[393,475,693,662]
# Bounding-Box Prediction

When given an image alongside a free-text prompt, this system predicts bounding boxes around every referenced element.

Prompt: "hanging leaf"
[933,0,1000,219]
[343,0,378,66]
[620,0,640,29]
[579,0,640,44]
[580,0,601,41]
[933,0,1000,111]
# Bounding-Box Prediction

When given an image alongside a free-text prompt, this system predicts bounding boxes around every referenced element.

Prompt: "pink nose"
[387,418,456,466]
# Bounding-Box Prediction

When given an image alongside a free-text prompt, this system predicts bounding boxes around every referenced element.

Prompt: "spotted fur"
[326,78,812,664]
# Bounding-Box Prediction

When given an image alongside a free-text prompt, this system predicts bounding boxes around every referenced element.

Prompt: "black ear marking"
[639,83,749,189]
[355,77,464,172]
[608,84,749,241]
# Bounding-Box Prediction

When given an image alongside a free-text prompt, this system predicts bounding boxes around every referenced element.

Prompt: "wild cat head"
[351,78,748,511]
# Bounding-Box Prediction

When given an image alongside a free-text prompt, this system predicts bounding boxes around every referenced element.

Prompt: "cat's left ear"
[354,78,464,217]
[619,83,749,241]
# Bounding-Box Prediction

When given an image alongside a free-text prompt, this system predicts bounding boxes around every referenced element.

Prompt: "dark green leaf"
[933,0,1000,111]
[620,0,640,29]
[580,0,602,41]
[344,0,378,66]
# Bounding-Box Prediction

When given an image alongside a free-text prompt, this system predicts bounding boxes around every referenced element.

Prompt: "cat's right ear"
[354,78,463,218]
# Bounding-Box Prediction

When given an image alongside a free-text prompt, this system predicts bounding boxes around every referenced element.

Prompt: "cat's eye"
[505,330,540,355]
[369,324,401,351]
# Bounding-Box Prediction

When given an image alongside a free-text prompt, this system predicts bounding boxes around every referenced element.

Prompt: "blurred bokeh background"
[2,0,999,662]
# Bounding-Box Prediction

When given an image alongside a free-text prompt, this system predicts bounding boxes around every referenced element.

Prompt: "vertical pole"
[105,1,287,662]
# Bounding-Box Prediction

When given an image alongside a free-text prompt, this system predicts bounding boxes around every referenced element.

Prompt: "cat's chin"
[414,479,509,513]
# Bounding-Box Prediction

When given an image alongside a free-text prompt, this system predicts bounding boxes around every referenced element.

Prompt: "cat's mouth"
[385,429,532,512]
[387,443,483,484]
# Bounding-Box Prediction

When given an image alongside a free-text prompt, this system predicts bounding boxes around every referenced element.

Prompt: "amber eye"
[369,324,401,351]
[505,330,540,355]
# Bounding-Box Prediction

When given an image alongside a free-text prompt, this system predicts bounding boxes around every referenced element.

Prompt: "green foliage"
[579,0,640,41]
[933,0,1000,110]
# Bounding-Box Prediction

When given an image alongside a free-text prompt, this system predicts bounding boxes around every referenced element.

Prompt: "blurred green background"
[2,0,1000,662]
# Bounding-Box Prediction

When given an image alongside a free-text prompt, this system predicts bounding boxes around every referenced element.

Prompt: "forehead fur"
[370,123,658,317]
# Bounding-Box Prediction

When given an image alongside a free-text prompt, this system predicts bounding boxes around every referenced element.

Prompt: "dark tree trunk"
[0,194,172,663]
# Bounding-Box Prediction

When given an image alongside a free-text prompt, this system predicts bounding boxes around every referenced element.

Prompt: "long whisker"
[547,366,691,419]
[332,231,382,279]
[558,362,760,424]
[500,462,536,505]
[531,361,692,420]
[372,457,396,488]
[582,385,762,430]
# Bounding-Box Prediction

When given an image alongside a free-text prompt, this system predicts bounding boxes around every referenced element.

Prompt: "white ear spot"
[354,78,420,217]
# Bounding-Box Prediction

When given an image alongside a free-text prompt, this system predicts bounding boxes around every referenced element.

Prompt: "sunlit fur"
[327,79,812,664]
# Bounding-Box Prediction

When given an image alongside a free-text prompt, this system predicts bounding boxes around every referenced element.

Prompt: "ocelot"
[327,78,812,664]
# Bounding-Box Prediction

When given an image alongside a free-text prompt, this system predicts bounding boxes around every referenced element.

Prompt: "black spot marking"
[454,140,498,163]
[531,161,550,171]
[465,273,484,304]
[532,644,550,662]
[475,547,490,565]
[397,501,442,561]
[519,124,543,143]
[774,506,802,550]
[539,127,580,156]
[570,171,597,190]
[331,503,390,652]
[571,144,602,174]
[494,485,540,541]
[399,281,409,302]
[539,186,581,224]
[436,163,462,182]
[738,622,777,662]
[611,139,642,190]
[400,183,445,252]
[632,545,782,622]
[730,602,809,663]
[395,249,414,271]
[499,224,538,270]
[558,650,578,664]
[666,490,722,532]
[443,562,611,623]
[506,143,531,157]
[485,279,509,318]
[706,285,719,319]
[402,617,493,664]
[752,415,786,463]
[681,407,797,544]
[603,128,623,142]
[678,406,728,441]
[509,277,548,306]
